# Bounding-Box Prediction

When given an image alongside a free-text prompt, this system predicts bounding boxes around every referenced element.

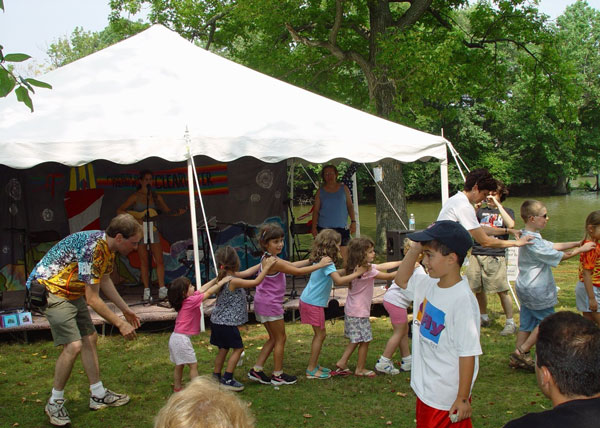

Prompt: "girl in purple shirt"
[247,223,332,386]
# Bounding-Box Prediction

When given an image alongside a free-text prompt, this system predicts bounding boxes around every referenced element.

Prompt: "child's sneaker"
[375,358,400,375]
[500,323,517,336]
[247,368,271,385]
[89,389,130,410]
[400,360,412,372]
[220,377,245,392]
[45,399,71,426]
[142,288,151,302]
[271,372,297,385]
[158,286,168,300]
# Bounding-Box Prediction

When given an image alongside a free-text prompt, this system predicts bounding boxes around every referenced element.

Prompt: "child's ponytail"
[215,246,241,281]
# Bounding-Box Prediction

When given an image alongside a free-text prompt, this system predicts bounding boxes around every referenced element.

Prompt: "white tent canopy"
[0,24,449,171]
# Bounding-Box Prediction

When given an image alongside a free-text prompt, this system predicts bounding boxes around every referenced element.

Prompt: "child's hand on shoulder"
[219,275,234,284]
[262,255,278,269]
[580,241,596,252]
[317,256,333,266]
[354,265,368,276]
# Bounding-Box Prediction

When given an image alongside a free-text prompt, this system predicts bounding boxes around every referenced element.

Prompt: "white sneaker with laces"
[142,288,151,301]
[158,286,168,300]
[500,323,517,336]
[45,399,71,426]
[89,389,130,410]
[375,358,400,375]
[400,361,412,371]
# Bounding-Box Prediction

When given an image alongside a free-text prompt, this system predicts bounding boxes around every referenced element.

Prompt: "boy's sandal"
[317,365,331,373]
[306,367,331,379]
[330,366,352,377]
[354,370,377,378]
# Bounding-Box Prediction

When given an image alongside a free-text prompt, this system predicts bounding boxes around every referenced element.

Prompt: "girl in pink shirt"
[167,275,231,392]
[332,237,399,377]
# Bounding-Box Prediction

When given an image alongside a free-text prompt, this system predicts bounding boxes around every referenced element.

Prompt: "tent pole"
[289,161,296,258]
[186,155,205,332]
[440,146,449,204]
[351,172,360,237]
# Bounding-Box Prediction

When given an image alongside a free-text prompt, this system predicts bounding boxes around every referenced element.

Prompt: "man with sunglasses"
[26,214,143,426]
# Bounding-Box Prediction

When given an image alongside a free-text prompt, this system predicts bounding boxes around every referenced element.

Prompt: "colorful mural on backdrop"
[0,158,288,292]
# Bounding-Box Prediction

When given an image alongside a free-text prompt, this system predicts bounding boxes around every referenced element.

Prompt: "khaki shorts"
[43,293,96,346]
[466,255,509,294]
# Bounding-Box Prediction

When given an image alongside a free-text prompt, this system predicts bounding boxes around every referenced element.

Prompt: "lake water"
[296,191,600,244]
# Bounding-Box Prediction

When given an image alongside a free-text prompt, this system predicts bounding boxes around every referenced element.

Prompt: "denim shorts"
[519,305,555,332]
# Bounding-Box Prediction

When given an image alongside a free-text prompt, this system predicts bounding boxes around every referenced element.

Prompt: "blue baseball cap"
[407,220,473,258]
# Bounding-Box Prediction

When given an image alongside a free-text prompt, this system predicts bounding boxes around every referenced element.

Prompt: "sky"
[1,0,599,67]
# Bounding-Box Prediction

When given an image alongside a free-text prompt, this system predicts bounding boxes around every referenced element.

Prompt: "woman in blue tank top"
[310,165,356,259]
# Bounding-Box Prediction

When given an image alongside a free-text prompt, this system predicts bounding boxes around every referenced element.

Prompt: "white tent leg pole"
[187,156,205,332]
[289,161,296,259]
[351,172,360,237]
[440,152,449,204]
[189,156,219,274]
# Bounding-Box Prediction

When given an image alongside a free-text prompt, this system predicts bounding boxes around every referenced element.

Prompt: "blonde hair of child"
[154,375,255,428]
[520,199,545,222]
[215,246,240,281]
[584,210,600,240]
[309,228,341,264]
[257,223,284,251]
[345,237,374,273]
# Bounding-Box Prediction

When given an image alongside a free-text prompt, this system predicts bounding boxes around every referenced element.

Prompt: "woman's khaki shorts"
[466,255,509,294]
[43,293,96,346]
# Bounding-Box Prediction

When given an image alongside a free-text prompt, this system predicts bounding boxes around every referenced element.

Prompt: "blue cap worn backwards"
[406,220,473,259]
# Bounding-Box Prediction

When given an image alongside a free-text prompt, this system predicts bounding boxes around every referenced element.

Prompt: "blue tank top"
[318,185,348,228]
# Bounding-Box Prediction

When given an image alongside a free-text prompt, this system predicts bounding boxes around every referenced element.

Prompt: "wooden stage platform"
[0,276,391,340]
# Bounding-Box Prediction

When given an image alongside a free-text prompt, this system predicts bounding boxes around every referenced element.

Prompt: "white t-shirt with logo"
[410,274,482,410]
[437,192,480,231]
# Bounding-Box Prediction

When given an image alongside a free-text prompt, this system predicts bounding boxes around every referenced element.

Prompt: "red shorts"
[416,398,472,428]
[299,300,325,329]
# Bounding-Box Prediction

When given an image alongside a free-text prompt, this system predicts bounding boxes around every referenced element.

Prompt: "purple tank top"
[253,263,286,317]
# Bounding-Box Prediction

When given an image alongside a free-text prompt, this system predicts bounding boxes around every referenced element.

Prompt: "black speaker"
[386,229,422,262]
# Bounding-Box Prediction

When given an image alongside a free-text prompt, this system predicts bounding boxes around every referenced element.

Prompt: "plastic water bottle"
[409,213,416,230]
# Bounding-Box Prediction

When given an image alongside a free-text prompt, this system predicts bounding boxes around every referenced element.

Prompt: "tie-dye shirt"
[26,231,114,300]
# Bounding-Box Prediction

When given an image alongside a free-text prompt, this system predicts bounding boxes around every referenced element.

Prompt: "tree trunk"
[375,159,407,251]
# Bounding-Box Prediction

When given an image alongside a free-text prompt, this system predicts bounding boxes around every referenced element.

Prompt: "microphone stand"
[144,184,154,304]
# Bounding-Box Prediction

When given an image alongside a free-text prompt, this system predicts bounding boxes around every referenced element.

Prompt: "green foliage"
[0,3,52,111]
[47,20,150,68]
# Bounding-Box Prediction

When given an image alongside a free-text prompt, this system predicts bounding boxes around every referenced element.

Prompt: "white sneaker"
[500,323,517,336]
[158,287,168,300]
[89,389,130,410]
[400,361,412,371]
[375,358,400,375]
[45,399,71,426]
[142,288,151,301]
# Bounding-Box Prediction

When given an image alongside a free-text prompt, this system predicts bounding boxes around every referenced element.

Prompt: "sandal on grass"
[318,365,331,373]
[354,370,376,378]
[306,367,331,379]
[330,366,352,376]
[509,349,535,373]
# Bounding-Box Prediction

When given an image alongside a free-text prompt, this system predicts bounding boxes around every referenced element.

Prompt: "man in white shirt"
[438,168,531,249]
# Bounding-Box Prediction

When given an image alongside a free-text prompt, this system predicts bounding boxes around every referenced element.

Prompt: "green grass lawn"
[1,260,582,428]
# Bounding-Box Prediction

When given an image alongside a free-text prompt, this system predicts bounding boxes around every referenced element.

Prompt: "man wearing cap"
[395,220,481,428]
[503,311,600,427]
[437,168,531,249]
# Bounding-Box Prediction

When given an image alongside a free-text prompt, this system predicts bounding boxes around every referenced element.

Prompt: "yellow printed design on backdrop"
[69,164,97,191]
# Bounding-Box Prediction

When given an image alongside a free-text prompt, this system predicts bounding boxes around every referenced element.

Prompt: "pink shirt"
[345,265,379,318]
[173,291,205,335]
